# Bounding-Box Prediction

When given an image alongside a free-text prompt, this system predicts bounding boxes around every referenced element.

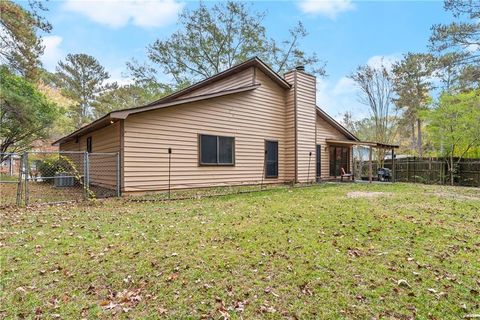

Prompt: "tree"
[37,81,76,137]
[92,83,172,118]
[0,67,58,161]
[128,1,324,87]
[430,0,479,89]
[424,90,480,185]
[55,54,112,128]
[341,111,376,142]
[392,53,436,157]
[349,63,399,164]
[0,0,51,80]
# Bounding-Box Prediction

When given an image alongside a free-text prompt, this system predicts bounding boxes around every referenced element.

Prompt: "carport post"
[368,146,373,183]
[391,147,395,182]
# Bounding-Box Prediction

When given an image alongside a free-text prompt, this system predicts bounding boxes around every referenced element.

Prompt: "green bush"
[37,157,73,180]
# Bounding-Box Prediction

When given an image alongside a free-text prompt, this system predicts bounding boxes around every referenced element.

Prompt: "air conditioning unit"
[54,172,75,187]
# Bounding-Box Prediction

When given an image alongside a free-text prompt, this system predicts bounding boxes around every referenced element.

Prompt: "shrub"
[37,157,74,180]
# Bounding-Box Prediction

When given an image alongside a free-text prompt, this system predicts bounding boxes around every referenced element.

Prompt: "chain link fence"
[0,151,120,207]
[0,153,22,206]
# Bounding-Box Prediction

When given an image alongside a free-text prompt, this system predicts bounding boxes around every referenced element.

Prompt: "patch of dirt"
[433,192,480,201]
[347,191,392,199]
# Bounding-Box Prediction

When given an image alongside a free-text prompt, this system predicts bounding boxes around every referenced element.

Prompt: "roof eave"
[148,57,290,105]
[316,106,359,141]
[53,84,261,145]
[52,114,118,146]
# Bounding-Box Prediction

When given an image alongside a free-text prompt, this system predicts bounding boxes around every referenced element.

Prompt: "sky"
[31,0,453,120]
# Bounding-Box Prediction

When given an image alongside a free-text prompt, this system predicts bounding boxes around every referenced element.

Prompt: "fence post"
[116,152,121,197]
[478,162,480,187]
[368,146,373,183]
[83,152,89,200]
[24,152,29,206]
[413,157,416,183]
[406,158,409,182]
[16,154,24,206]
[440,159,444,185]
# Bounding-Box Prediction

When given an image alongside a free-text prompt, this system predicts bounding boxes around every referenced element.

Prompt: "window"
[86,137,92,153]
[265,140,278,178]
[329,145,349,176]
[199,134,234,165]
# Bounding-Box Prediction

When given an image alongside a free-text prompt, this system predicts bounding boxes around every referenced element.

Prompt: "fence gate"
[0,153,23,206]
[0,151,120,207]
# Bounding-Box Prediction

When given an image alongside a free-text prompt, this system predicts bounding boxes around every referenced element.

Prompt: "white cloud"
[41,35,64,71]
[63,0,185,28]
[298,0,354,19]
[107,67,134,86]
[466,43,479,53]
[316,78,368,121]
[333,76,356,95]
[366,54,401,71]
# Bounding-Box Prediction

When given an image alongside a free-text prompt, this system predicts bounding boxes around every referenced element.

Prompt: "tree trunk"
[450,155,454,186]
[417,118,423,158]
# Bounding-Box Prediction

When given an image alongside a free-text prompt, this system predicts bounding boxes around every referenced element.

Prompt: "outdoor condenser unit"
[54,172,75,187]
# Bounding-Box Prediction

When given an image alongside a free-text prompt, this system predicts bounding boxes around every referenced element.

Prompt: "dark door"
[316,145,321,181]
[265,140,278,178]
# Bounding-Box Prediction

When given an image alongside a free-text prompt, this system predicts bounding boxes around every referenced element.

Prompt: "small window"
[265,140,278,178]
[86,137,92,153]
[199,134,235,165]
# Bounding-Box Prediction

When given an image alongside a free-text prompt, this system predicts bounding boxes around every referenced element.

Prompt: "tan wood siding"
[294,72,317,183]
[59,140,79,152]
[59,121,121,189]
[122,69,287,192]
[315,116,353,178]
[175,68,254,100]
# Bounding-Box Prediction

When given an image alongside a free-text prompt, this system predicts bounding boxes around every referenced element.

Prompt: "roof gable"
[149,57,291,105]
[316,106,359,141]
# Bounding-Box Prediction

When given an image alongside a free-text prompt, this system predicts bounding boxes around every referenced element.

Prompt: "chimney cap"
[296,65,305,71]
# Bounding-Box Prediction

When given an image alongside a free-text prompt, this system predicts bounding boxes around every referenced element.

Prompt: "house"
[30,139,59,153]
[53,57,360,194]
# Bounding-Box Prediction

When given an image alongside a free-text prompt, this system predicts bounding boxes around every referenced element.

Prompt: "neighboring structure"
[1,140,58,176]
[54,57,360,194]
[30,139,59,153]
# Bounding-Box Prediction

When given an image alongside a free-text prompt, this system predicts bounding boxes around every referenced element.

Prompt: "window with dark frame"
[265,140,278,178]
[199,134,234,165]
[86,137,92,153]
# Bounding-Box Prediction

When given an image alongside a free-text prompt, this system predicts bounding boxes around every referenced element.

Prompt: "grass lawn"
[1,183,479,319]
